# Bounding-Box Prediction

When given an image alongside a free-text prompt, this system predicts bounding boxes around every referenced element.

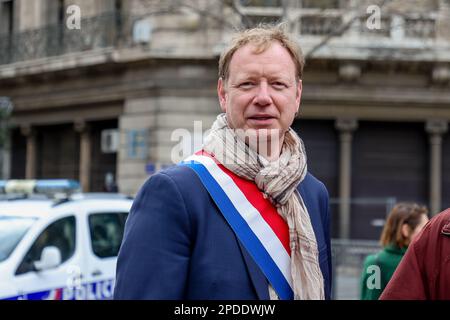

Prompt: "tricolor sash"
[180,151,293,300]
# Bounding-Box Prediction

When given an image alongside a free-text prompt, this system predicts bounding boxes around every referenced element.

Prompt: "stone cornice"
[302,85,450,106]
[0,47,217,81]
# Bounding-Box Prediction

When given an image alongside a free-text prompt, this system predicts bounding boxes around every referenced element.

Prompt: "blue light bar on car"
[34,180,81,193]
[0,179,81,195]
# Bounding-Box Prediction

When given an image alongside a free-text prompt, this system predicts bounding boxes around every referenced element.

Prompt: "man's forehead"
[231,66,290,79]
[228,43,296,79]
[231,42,291,61]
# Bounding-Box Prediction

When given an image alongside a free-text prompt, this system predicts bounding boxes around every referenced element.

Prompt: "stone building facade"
[1,0,450,239]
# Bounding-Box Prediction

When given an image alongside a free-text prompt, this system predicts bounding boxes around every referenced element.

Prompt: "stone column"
[75,120,91,192]
[436,0,450,42]
[426,120,448,215]
[335,118,358,239]
[1,133,11,180]
[21,124,36,179]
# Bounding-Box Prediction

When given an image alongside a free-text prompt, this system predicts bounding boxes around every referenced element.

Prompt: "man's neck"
[233,125,284,162]
[250,134,284,162]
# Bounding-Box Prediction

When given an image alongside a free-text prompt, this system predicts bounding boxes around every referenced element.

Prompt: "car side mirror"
[33,246,62,271]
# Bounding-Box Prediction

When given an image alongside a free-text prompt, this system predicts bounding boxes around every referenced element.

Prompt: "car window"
[15,216,76,275]
[0,216,37,262]
[88,212,127,258]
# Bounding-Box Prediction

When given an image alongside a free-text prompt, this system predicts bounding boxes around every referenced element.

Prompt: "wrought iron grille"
[300,15,344,36]
[0,12,125,65]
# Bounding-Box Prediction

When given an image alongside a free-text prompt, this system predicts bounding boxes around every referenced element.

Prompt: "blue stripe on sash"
[180,160,294,300]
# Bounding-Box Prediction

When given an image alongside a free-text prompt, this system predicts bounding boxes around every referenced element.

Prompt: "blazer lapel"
[237,240,270,300]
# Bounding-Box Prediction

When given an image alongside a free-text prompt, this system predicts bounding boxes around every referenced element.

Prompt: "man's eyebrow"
[233,71,291,79]
[268,74,291,80]
[230,74,258,83]
[233,70,260,77]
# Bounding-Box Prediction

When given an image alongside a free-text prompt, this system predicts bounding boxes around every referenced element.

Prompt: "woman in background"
[360,202,429,300]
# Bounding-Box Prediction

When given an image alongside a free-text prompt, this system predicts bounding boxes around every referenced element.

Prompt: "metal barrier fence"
[329,197,397,239]
[331,238,381,300]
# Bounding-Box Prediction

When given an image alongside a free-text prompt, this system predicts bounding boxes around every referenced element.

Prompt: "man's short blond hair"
[218,24,305,82]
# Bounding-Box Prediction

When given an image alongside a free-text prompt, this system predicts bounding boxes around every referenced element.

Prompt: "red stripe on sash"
[196,151,290,255]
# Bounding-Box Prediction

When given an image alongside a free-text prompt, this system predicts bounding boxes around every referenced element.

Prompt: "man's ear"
[218,77,227,112]
[296,79,302,112]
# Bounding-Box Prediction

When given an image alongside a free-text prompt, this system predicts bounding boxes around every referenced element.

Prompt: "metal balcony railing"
[235,0,442,40]
[0,12,128,65]
[240,0,282,7]
[0,4,445,66]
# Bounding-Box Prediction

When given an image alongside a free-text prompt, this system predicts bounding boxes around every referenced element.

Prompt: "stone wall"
[117,62,219,195]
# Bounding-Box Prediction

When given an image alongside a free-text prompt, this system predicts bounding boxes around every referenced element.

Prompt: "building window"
[404,17,436,39]
[115,0,122,15]
[58,0,65,25]
[0,0,14,35]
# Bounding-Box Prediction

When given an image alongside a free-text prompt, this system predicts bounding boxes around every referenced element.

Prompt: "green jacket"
[360,244,407,300]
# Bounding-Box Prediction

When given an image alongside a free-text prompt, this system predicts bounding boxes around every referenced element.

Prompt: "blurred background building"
[1,0,450,241]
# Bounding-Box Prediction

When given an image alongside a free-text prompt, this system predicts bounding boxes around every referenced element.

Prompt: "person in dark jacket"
[360,202,429,300]
[114,25,332,300]
[380,208,450,300]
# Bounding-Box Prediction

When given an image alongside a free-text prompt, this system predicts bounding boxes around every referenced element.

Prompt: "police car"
[0,180,133,300]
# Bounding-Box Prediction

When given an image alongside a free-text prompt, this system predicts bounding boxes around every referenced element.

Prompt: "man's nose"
[254,82,272,106]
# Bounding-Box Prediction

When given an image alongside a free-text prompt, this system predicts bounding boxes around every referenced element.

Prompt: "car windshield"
[0,216,37,262]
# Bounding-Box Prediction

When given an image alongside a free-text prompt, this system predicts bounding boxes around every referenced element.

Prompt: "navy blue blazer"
[114,165,332,300]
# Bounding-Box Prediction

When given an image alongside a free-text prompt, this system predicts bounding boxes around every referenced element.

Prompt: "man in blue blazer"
[114,25,332,300]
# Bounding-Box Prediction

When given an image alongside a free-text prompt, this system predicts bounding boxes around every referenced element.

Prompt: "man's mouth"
[246,116,277,128]
[247,115,276,121]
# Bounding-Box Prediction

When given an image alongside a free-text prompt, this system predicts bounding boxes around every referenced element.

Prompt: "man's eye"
[272,82,287,89]
[239,82,254,88]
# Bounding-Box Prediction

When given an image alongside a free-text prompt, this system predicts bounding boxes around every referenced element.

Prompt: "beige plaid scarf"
[203,113,324,300]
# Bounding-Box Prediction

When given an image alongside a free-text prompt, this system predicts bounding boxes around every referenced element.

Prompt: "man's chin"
[244,127,282,136]
[235,127,283,144]
[246,118,278,128]
[233,128,282,159]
